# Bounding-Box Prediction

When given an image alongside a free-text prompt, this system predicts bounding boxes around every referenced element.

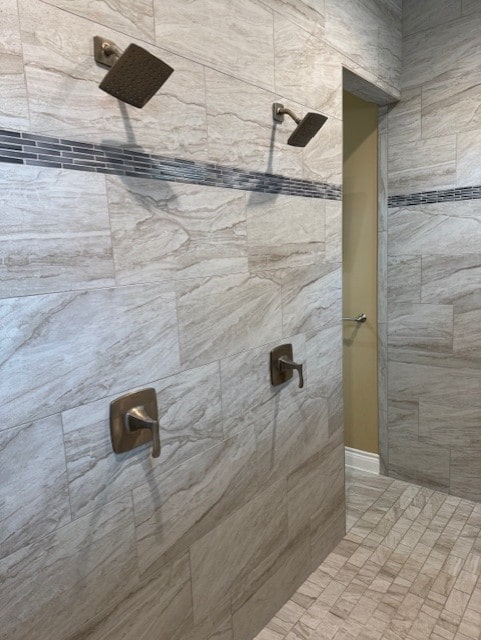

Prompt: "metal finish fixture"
[342,313,367,323]
[273,102,328,147]
[110,388,160,458]
[94,36,174,108]
[270,343,304,388]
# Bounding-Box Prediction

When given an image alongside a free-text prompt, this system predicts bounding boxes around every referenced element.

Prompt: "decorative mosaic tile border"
[389,186,481,208]
[0,128,342,201]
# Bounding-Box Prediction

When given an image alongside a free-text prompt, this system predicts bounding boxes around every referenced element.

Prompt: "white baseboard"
[345,446,380,475]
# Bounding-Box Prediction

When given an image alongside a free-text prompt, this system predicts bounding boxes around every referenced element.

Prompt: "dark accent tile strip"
[0,128,342,201]
[389,186,481,208]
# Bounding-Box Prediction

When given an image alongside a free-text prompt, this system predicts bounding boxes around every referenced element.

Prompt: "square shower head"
[99,43,174,108]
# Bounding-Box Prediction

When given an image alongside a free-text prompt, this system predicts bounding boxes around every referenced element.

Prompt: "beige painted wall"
[343,92,379,454]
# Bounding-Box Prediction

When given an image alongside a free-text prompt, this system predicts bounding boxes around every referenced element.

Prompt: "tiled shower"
[1,1,480,639]
[385,0,481,498]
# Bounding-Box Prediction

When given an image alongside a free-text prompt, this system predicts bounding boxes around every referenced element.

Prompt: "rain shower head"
[273,103,327,147]
[94,36,174,108]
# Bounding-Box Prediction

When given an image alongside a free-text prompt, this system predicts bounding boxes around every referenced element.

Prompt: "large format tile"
[220,333,305,438]
[205,69,303,177]
[450,447,481,502]
[305,323,342,399]
[387,302,453,353]
[287,437,344,541]
[422,72,481,140]
[134,430,258,578]
[418,402,481,448]
[0,166,114,298]
[41,0,156,43]
[281,263,342,335]
[63,362,222,518]
[457,130,481,187]
[0,416,70,559]
[177,272,282,368]
[190,479,288,624]
[0,283,179,429]
[421,254,481,310]
[402,0,462,36]
[388,202,481,256]
[246,193,325,271]
[255,393,330,489]
[325,0,378,76]
[0,52,29,131]
[153,0,275,90]
[463,0,481,15]
[0,0,29,130]
[107,176,247,284]
[274,14,341,119]
[378,111,388,234]
[309,435,345,565]
[387,399,419,441]
[402,13,481,90]
[75,554,194,640]
[325,200,342,263]
[386,87,421,145]
[378,231,388,323]
[388,136,456,195]
[378,321,388,435]
[388,437,450,491]
[1,0,23,52]
[0,496,138,640]
[375,0,402,88]
[387,255,421,303]
[232,529,311,640]
[260,0,325,34]
[453,308,481,357]
[302,116,342,184]
[19,0,208,158]
[388,360,481,409]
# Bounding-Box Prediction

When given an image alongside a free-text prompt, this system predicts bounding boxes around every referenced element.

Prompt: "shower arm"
[277,106,301,124]
[273,103,301,125]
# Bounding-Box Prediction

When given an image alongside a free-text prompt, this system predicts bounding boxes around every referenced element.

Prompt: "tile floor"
[255,468,481,640]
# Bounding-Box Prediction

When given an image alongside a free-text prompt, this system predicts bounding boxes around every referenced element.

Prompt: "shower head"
[273,103,327,147]
[94,36,174,108]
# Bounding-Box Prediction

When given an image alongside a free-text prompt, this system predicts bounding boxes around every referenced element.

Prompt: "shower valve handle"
[278,356,304,389]
[124,405,161,458]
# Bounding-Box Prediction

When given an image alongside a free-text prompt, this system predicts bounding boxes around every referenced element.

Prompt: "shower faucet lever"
[110,388,161,459]
[279,356,304,389]
[125,405,161,458]
[270,344,305,389]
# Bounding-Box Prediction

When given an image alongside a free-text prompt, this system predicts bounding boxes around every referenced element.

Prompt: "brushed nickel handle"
[278,356,304,388]
[124,405,161,458]
[342,313,367,323]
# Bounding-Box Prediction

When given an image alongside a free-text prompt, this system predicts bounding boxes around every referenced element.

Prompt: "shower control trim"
[270,343,304,389]
[110,388,161,458]
[94,36,122,68]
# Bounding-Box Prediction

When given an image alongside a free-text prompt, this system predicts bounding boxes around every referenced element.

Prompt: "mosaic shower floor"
[256,468,481,640]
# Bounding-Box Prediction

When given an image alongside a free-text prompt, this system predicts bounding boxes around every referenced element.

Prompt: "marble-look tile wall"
[385,1,481,499]
[0,1,401,639]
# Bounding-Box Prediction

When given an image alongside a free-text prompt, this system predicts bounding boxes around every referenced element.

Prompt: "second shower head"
[273,103,327,147]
